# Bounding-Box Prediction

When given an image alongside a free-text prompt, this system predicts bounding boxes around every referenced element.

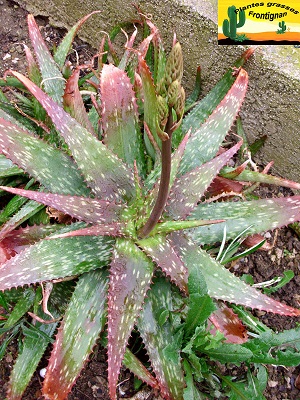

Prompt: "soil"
[0,1,300,399]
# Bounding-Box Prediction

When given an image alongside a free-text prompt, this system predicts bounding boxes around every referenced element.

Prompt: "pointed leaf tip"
[0,186,125,225]
[8,71,135,202]
[107,239,154,399]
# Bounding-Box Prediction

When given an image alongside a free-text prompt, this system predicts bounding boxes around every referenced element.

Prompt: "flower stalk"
[138,109,173,238]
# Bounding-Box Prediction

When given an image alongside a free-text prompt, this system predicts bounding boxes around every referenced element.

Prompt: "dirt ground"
[0,1,300,399]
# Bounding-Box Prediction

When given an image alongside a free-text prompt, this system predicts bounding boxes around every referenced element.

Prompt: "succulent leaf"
[137,278,185,400]
[107,238,154,400]
[221,167,300,190]
[43,270,108,399]
[209,302,248,344]
[0,186,125,224]
[27,14,65,104]
[0,117,89,196]
[167,141,243,219]
[101,64,145,173]
[53,11,101,68]
[0,154,23,178]
[123,348,159,390]
[0,200,45,240]
[3,288,35,329]
[48,223,125,239]
[0,224,65,259]
[174,49,253,148]
[179,68,248,175]
[138,235,188,294]
[0,229,114,290]
[23,44,41,84]
[138,56,160,157]
[170,233,300,316]
[63,68,96,134]
[8,319,58,400]
[189,196,300,245]
[8,71,135,202]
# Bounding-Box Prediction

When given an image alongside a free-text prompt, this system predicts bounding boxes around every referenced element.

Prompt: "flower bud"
[174,86,185,119]
[165,42,183,87]
[167,79,181,108]
[157,95,169,129]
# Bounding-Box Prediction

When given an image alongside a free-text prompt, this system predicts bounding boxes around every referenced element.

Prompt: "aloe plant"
[0,11,300,400]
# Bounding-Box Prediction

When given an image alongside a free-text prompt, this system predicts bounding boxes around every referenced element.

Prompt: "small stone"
[3,53,11,60]
[15,45,23,54]
[268,380,278,388]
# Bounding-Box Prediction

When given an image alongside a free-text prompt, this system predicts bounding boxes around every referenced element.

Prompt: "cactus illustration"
[222,5,246,40]
[277,20,287,34]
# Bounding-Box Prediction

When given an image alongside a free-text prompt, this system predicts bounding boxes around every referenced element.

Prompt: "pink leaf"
[63,68,96,135]
[7,70,135,201]
[170,233,300,317]
[209,302,248,344]
[107,239,154,400]
[168,141,243,219]
[0,186,124,224]
[49,223,125,239]
[138,235,188,294]
[27,14,65,104]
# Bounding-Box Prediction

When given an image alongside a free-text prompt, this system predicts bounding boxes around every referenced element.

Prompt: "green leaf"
[189,196,300,245]
[8,320,58,400]
[137,278,185,400]
[170,234,300,316]
[43,270,108,399]
[138,56,160,158]
[220,167,300,190]
[10,71,135,202]
[263,270,294,294]
[0,155,23,178]
[0,186,126,225]
[244,327,300,365]
[185,294,215,339]
[204,343,253,364]
[174,49,253,147]
[3,288,35,329]
[0,118,89,196]
[107,238,154,400]
[123,348,159,390]
[184,66,201,112]
[138,235,188,293]
[183,360,204,400]
[27,14,65,104]
[0,106,39,133]
[0,226,114,290]
[245,366,268,400]
[54,11,100,68]
[220,374,260,400]
[0,200,45,240]
[179,68,248,175]
[167,141,242,218]
[0,179,35,224]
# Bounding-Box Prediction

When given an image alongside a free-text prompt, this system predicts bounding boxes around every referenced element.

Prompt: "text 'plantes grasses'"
[0,10,299,400]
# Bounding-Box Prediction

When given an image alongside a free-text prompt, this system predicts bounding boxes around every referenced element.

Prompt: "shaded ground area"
[0,1,300,398]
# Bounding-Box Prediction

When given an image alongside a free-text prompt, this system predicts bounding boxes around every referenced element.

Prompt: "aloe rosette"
[0,12,300,400]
